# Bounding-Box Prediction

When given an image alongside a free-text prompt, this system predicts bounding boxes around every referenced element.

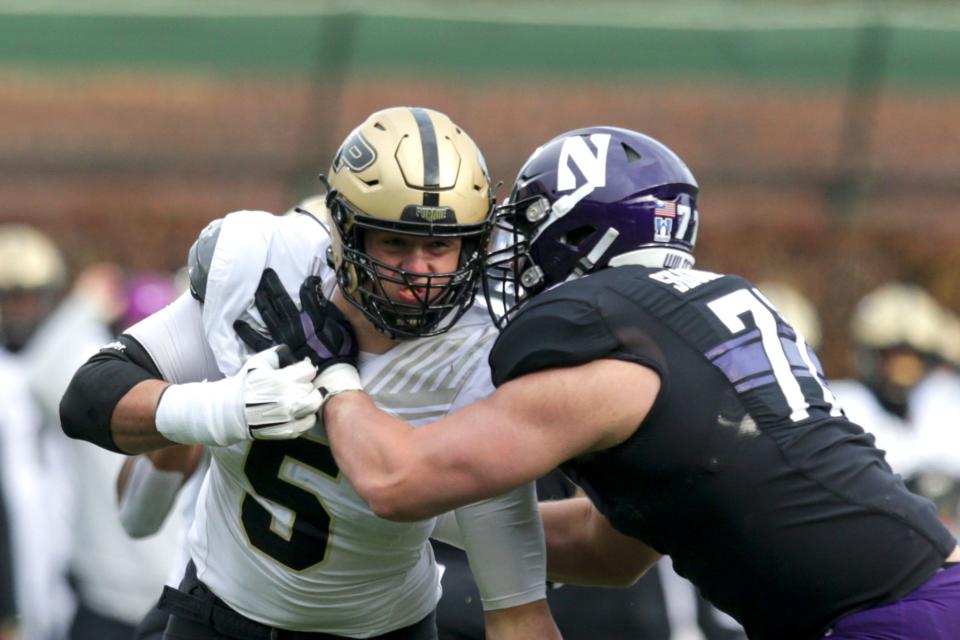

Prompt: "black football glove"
[234,268,358,371]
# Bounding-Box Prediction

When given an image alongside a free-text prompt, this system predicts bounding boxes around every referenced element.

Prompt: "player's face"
[0,289,58,352]
[879,347,929,391]
[363,230,462,306]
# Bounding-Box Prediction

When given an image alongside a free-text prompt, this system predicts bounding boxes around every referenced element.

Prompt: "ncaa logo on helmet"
[333,130,377,173]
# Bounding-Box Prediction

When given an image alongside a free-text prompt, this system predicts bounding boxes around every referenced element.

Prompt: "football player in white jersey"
[60,107,560,640]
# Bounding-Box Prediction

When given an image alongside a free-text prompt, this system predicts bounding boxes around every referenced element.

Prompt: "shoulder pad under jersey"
[187,218,223,303]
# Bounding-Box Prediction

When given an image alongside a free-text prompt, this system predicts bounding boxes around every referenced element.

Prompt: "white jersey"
[830,372,960,481]
[0,351,76,640]
[909,369,960,478]
[127,210,545,636]
[829,379,922,477]
[10,290,183,632]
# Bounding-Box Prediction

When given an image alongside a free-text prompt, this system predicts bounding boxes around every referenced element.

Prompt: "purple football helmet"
[484,126,700,327]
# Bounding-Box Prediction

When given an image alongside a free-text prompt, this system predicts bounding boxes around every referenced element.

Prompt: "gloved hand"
[155,345,322,447]
[235,268,358,369]
[235,269,362,406]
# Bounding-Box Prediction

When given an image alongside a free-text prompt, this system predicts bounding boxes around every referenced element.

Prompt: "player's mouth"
[393,284,426,304]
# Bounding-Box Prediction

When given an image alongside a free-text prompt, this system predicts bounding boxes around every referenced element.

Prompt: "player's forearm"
[541,497,660,587]
[116,445,202,537]
[482,600,561,640]
[117,444,199,503]
[324,392,433,520]
[540,497,608,584]
[110,379,178,453]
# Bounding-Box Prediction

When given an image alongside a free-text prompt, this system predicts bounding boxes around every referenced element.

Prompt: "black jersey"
[489,266,956,640]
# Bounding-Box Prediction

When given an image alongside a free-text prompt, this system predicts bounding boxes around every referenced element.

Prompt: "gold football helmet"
[0,224,67,351]
[756,281,822,350]
[323,106,494,338]
[850,282,946,400]
[0,224,66,291]
[851,282,944,355]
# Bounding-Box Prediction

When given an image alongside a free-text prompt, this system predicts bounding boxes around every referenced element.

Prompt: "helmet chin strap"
[528,181,597,245]
[608,247,695,270]
[565,227,620,283]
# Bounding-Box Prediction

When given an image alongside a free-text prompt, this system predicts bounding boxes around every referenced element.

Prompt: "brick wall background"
[1,4,958,375]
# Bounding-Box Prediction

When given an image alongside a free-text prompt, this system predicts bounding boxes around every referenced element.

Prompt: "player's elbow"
[595,541,660,587]
[120,517,160,539]
[59,368,107,443]
[360,480,432,522]
[352,466,435,522]
[599,559,650,587]
[59,357,127,453]
[367,498,426,522]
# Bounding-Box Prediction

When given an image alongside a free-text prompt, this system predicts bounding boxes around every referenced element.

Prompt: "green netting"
[0,2,956,90]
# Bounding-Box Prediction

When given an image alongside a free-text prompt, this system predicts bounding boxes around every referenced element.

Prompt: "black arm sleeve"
[59,334,163,454]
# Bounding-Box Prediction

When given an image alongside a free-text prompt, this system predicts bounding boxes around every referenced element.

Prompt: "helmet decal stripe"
[410,107,440,190]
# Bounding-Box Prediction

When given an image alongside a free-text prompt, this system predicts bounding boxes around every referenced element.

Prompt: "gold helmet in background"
[849,282,946,403]
[756,281,822,351]
[941,311,960,370]
[323,106,494,338]
[850,282,944,356]
[0,224,67,351]
[0,224,66,291]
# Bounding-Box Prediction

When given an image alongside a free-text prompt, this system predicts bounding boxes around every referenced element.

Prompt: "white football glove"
[313,362,363,408]
[156,345,322,447]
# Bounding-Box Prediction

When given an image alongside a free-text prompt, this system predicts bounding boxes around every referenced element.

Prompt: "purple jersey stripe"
[705,328,760,359]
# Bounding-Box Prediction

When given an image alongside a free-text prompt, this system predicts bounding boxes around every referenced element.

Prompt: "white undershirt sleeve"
[445,357,547,611]
[125,292,221,384]
[430,510,464,549]
[118,456,185,538]
[454,481,547,610]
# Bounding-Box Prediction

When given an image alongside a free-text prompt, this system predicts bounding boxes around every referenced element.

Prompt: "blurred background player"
[0,223,184,640]
[830,283,960,536]
[0,340,36,640]
[0,224,78,640]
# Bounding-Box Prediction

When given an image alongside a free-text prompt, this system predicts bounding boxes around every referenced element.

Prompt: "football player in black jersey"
[313,127,960,640]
